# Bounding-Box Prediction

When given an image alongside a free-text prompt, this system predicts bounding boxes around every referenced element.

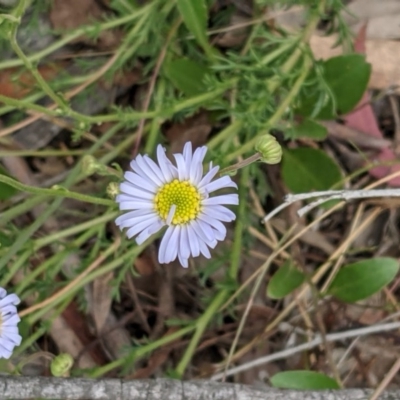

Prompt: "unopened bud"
[107,182,120,199]
[50,353,73,377]
[255,134,282,164]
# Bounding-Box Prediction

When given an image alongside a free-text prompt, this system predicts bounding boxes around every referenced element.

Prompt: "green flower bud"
[81,155,101,176]
[50,353,73,377]
[255,134,282,164]
[107,182,120,199]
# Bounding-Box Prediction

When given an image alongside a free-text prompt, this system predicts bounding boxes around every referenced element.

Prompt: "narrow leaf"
[176,0,212,55]
[271,371,340,390]
[328,257,399,303]
[0,166,17,200]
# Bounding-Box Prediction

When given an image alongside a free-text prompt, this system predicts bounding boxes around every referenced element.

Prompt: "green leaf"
[328,258,399,303]
[267,260,305,299]
[282,148,342,193]
[176,0,212,56]
[164,58,210,96]
[290,119,327,141]
[271,371,340,390]
[0,166,17,200]
[298,54,371,119]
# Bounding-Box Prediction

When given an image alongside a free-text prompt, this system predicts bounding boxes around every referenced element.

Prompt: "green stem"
[10,0,67,109]
[174,169,248,377]
[228,167,248,280]
[175,290,228,377]
[0,5,152,70]
[34,211,118,249]
[0,175,115,207]
[89,325,195,378]
[225,54,311,162]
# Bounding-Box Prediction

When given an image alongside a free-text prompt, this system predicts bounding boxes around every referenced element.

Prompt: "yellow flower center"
[154,179,201,225]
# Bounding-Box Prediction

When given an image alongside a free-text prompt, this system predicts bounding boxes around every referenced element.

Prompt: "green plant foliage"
[0,166,17,200]
[298,54,371,119]
[164,58,210,96]
[289,119,327,140]
[281,148,342,193]
[327,258,399,303]
[176,0,211,55]
[267,260,305,299]
[271,370,340,390]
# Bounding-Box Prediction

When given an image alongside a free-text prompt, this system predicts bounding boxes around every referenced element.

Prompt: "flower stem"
[0,175,115,207]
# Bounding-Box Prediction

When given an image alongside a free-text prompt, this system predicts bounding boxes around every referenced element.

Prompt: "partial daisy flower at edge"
[0,288,22,359]
[115,142,239,267]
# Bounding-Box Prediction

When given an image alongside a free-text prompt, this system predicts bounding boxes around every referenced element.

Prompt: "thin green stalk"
[207,120,242,151]
[228,167,248,280]
[0,195,48,225]
[174,168,248,377]
[0,123,122,272]
[0,175,115,207]
[225,54,311,162]
[33,211,118,249]
[175,289,228,377]
[0,4,153,70]
[26,243,143,324]
[10,0,67,110]
[89,325,195,378]
[0,249,30,287]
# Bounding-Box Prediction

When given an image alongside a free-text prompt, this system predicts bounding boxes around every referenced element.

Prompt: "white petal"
[202,194,239,205]
[119,183,155,200]
[116,212,158,229]
[191,220,217,247]
[136,219,164,244]
[202,205,236,222]
[190,146,207,184]
[187,225,200,257]
[163,226,180,263]
[183,142,193,172]
[179,225,191,260]
[202,176,237,193]
[0,294,20,307]
[115,209,154,224]
[198,165,220,188]
[0,289,6,299]
[158,226,175,264]
[118,201,154,211]
[125,216,160,239]
[156,145,175,182]
[197,219,215,241]
[198,240,211,258]
[124,171,158,193]
[0,346,11,359]
[198,215,227,240]
[178,254,189,268]
[136,155,163,186]
[166,205,176,226]
[174,154,189,180]
[144,156,168,183]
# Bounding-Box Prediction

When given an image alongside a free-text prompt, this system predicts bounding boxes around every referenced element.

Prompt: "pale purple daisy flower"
[0,288,22,358]
[115,142,239,267]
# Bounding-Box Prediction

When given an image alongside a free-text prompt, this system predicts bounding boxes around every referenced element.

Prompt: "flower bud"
[255,134,282,164]
[107,182,120,199]
[50,353,73,377]
[81,155,100,176]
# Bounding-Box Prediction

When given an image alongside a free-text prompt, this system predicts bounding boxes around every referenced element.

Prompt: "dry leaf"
[90,271,114,333]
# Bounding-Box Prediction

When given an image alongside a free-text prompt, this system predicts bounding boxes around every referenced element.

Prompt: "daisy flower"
[0,288,22,359]
[115,142,239,267]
